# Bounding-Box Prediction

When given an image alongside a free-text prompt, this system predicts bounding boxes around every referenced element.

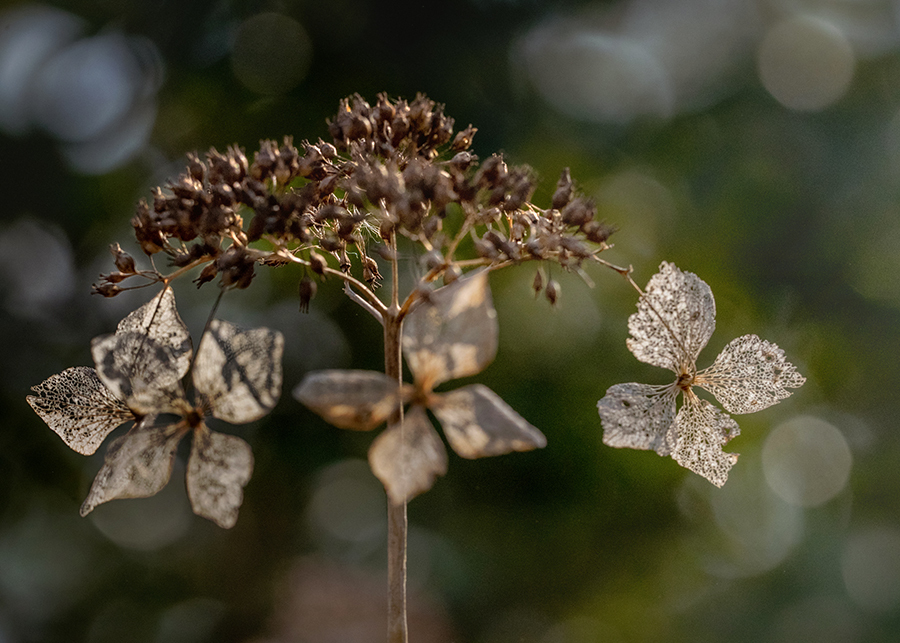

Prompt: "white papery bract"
[597,262,805,486]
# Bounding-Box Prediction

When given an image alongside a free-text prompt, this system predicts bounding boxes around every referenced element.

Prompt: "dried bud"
[110,243,136,274]
[560,197,595,227]
[92,283,121,297]
[443,263,462,285]
[451,125,477,152]
[552,168,574,210]
[363,256,382,287]
[532,270,544,297]
[299,276,317,313]
[309,251,327,275]
[194,261,218,287]
[545,279,560,307]
[582,220,615,244]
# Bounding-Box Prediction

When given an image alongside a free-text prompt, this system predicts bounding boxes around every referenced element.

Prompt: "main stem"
[384,308,408,643]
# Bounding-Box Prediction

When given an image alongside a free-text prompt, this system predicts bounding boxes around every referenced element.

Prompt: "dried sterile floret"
[597,262,805,486]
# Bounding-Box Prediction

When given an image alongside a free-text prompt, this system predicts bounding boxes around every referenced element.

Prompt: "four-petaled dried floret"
[28,288,284,528]
[597,262,806,487]
[295,270,547,505]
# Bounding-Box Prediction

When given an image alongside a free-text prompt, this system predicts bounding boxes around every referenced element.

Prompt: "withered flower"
[295,271,546,504]
[597,262,805,486]
[28,289,283,527]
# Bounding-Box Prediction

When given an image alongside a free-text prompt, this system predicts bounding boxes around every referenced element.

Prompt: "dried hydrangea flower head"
[28,289,284,527]
[295,270,546,504]
[597,262,806,486]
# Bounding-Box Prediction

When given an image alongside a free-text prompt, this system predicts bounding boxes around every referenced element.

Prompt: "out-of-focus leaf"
[91,331,186,414]
[80,418,185,517]
[627,261,715,374]
[294,369,405,431]
[402,270,498,389]
[431,383,546,459]
[193,320,284,424]
[186,425,253,529]
[369,405,448,504]
[26,366,134,455]
[696,334,806,414]
[597,382,677,456]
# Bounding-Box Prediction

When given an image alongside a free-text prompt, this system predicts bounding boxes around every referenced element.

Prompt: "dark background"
[2,1,900,641]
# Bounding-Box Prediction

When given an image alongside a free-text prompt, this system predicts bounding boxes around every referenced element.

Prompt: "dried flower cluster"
[93,93,616,307]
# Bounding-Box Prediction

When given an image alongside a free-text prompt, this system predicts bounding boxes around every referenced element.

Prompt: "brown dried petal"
[597,382,678,456]
[294,370,404,431]
[186,425,253,528]
[368,405,448,505]
[193,320,284,425]
[671,392,741,488]
[27,367,134,455]
[430,384,546,459]
[80,418,184,516]
[114,288,193,379]
[91,331,187,415]
[402,270,498,389]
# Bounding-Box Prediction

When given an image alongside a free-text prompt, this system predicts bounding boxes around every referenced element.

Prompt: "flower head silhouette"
[597,262,805,486]
[28,289,283,527]
[295,270,546,504]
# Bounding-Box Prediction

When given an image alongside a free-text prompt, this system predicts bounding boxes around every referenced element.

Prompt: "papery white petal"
[80,417,184,516]
[91,331,187,414]
[294,369,404,431]
[627,262,715,373]
[193,320,284,424]
[186,425,253,529]
[671,392,740,487]
[695,334,806,414]
[431,384,546,459]
[369,405,448,505]
[402,270,498,389]
[115,288,192,379]
[597,382,678,456]
[27,366,133,455]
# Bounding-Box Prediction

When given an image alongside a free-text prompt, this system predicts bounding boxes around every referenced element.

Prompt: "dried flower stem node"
[597,262,805,487]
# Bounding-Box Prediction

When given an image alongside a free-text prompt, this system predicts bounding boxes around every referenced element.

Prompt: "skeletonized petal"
[627,262,716,373]
[430,384,547,459]
[369,405,448,505]
[186,425,253,529]
[193,320,284,425]
[91,331,187,414]
[27,366,134,455]
[597,382,678,456]
[402,269,498,389]
[115,288,193,380]
[294,369,404,430]
[695,334,806,414]
[671,392,740,487]
[80,418,185,516]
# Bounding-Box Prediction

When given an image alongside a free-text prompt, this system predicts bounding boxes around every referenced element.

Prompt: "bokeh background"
[2,0,899,641]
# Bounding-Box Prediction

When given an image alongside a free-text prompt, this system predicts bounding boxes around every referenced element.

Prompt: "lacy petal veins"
[295,271,546,504]
[27,289,284,528]
[597,262,805,486]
